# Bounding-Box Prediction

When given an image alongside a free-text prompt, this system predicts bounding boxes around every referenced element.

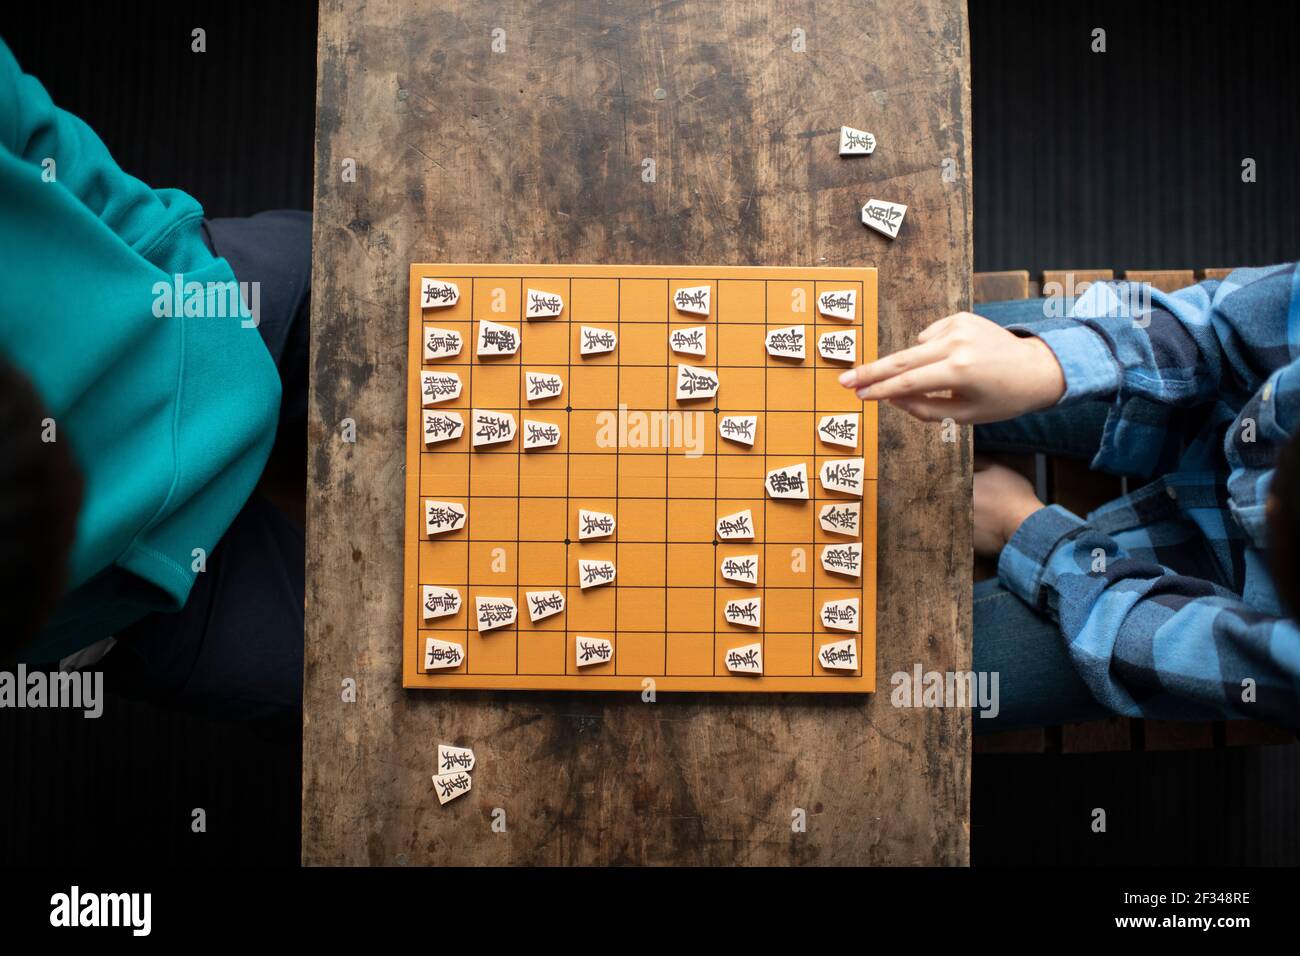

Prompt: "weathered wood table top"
[305,0,972,865]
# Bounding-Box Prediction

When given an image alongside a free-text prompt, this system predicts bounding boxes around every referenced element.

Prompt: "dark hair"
[0,357,82,661]
[1268,427,1300,619]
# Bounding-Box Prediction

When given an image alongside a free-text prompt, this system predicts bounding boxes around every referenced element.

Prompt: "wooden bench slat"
[1062,717,1133,753]
[973,270,1029,304]
[1121,269,1197,293]
[1040,269,1113,299]
[974,727,1052,754]
[1224,720,1296,747]
[1142,720,1216,751]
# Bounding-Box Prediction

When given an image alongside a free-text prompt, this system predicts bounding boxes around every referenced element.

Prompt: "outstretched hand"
[838,311,1066,425]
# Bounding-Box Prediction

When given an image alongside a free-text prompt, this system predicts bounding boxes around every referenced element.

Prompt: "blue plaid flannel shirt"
[995,263,1300,731]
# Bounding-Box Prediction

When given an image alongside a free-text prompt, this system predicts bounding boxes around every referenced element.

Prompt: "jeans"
[970,298,1117,731]
[100,211,310,721]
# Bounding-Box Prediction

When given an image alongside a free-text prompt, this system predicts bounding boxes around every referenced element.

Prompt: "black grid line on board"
[515,292,523,674]
[710,281,720,675]
[563,284,573,672]
[613,278,621,675]
[762,280,769,675]
[810,282,817,673]
[663,281,671,677]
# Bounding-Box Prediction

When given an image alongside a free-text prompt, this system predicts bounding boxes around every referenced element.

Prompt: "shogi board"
[403,264,877,692]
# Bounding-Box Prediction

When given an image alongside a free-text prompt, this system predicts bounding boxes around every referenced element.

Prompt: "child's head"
[0,356,82,662]
[1268,427,1300,619]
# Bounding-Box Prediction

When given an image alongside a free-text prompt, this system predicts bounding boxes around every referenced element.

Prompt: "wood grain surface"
[305,0,972,865]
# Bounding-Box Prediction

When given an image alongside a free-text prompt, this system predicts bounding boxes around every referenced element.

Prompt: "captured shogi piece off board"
[403,264,877,692]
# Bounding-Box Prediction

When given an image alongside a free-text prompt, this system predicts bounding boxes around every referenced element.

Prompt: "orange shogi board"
[403,264,877,692]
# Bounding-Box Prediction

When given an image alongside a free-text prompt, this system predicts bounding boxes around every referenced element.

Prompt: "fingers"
[857,359,956,400]
[888,396,971,423]
[916,314,957,343]
[838,337,950,390]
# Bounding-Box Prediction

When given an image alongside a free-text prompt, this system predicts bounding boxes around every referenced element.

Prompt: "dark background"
[0,0,1296,866]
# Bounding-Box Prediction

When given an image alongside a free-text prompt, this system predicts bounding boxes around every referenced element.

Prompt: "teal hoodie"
[0,38,281,661]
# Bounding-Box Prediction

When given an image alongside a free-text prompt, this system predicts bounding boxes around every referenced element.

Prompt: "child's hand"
[838,311,1066,424]
[973,457,1043,557]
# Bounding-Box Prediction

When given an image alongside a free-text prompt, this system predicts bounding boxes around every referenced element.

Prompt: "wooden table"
[305,0,972,865]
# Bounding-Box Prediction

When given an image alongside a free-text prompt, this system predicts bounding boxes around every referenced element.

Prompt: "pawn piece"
[838,126,876,156]
[431,771,472,805]
[723,597,762,628]
[575,636,614,667]
[437,745,475,773]
[717,509,755,540]
[724,642,763,675]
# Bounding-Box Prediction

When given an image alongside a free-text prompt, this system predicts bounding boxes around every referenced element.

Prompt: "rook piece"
[766,462,809,499]
[476,319,520,356]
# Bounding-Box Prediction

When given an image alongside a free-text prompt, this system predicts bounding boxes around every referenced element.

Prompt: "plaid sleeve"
[998,505,1300,730]
[999,266,1300,478]
[1005,278,1226,406]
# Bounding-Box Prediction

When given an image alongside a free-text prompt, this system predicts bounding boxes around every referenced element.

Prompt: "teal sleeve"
[0,37,282,661]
